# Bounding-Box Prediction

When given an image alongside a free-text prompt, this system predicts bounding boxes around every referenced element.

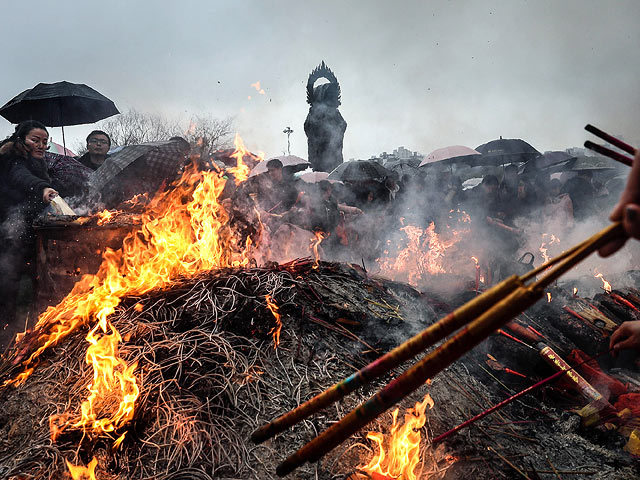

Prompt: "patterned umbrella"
[44,152,92,198]
[89,141,187,197]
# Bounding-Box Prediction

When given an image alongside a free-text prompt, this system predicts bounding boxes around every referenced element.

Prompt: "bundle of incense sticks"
[252,221,625,476]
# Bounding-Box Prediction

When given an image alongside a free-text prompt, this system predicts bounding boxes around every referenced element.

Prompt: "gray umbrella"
[89,141,186,195]
[327,160,390,182]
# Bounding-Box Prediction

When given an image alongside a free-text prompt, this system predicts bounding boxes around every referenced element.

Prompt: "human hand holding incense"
[600,149,640,256]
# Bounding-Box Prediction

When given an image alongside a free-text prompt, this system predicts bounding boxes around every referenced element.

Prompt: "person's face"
[87,134,110,155]
[268,167,283,182]
[24,128,49,159]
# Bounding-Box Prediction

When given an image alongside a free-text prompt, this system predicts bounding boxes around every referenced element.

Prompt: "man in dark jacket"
[77,130,111,170]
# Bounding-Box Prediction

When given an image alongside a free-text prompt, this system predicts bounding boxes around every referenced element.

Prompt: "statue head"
[307,61,341,108]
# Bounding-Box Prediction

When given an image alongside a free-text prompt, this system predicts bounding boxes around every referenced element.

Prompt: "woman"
[0,120,58,346]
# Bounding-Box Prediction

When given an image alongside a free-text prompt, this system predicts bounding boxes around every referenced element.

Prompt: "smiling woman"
[0,120,60,346]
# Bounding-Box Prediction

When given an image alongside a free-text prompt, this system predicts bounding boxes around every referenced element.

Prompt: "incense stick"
[430,349,611,444]
[585,124,636,155]
[250,275,522,444]
[584,141,633,167]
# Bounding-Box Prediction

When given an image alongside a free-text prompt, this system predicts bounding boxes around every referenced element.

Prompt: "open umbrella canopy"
[419,145,481,168]
[520,151,577,175]
[474,138,540,166]
[296,171,343,184]
[249,155,310,177]
[386,160,421,178]
[327,160,389,182]
[89,141,186,193]
[0,81,119,126]
[47,141,76,157]
[569,155,617,172]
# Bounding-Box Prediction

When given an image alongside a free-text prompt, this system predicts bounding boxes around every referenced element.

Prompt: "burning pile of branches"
[0,259,445,479]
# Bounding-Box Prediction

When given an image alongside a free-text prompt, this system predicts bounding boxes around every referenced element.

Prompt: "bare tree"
[184,115,234,158]
[98,109,180,146]
[96,109,234,155]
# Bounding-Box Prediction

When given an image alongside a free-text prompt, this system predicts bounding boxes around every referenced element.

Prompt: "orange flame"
[539,233,561,264]
[377,221,469,286]
[361,393,435,480]
[265,295,282,348]
[595,273,612,293]
[66,457,97,480]
[547,292,552,302]
[9,160,256,440]
[310,231,326,267]
[573,287,578,296]
[228,134,263,184]
[96,209,120,226]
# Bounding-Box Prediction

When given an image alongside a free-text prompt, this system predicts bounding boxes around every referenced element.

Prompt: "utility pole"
[283,127,293,155]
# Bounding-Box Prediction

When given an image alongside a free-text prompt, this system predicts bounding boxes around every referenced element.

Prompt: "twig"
[488,446,531,480]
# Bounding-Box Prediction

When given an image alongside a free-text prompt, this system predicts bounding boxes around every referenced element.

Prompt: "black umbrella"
[327,160,390,182]
[385,160,421,178]
[474,137,540,166]
[520,151,577,175]
[0,81,119,151]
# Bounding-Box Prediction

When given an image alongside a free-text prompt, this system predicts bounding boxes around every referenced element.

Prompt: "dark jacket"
[77,152,109,171]
[0,152,53,224]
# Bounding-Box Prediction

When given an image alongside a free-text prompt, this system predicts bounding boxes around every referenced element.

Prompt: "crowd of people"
[0,119,639,356]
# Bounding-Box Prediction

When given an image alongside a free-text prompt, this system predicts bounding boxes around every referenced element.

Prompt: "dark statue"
[304,61,347,173]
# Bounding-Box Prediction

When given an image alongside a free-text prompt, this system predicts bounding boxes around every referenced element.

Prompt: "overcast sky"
[1,0,639,160]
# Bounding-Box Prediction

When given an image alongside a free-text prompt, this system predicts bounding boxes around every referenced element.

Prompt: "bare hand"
[42,187,58,203]
[609,321,640,356]
[599,149,640,257]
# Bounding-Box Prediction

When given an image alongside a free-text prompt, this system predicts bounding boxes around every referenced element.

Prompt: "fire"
[96,209,119,226]
[377,221,469,286]
[265,295,282,348]
[573,287,578,297]
[539,233,561,264]
[471,256,480,294]
[66,457,97,480]
[228,133,263,184]
[7,136,258,442]
[361,393,434,480]
[595,273,612,293]
[547,292,552,302]
[310,231,326,266]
